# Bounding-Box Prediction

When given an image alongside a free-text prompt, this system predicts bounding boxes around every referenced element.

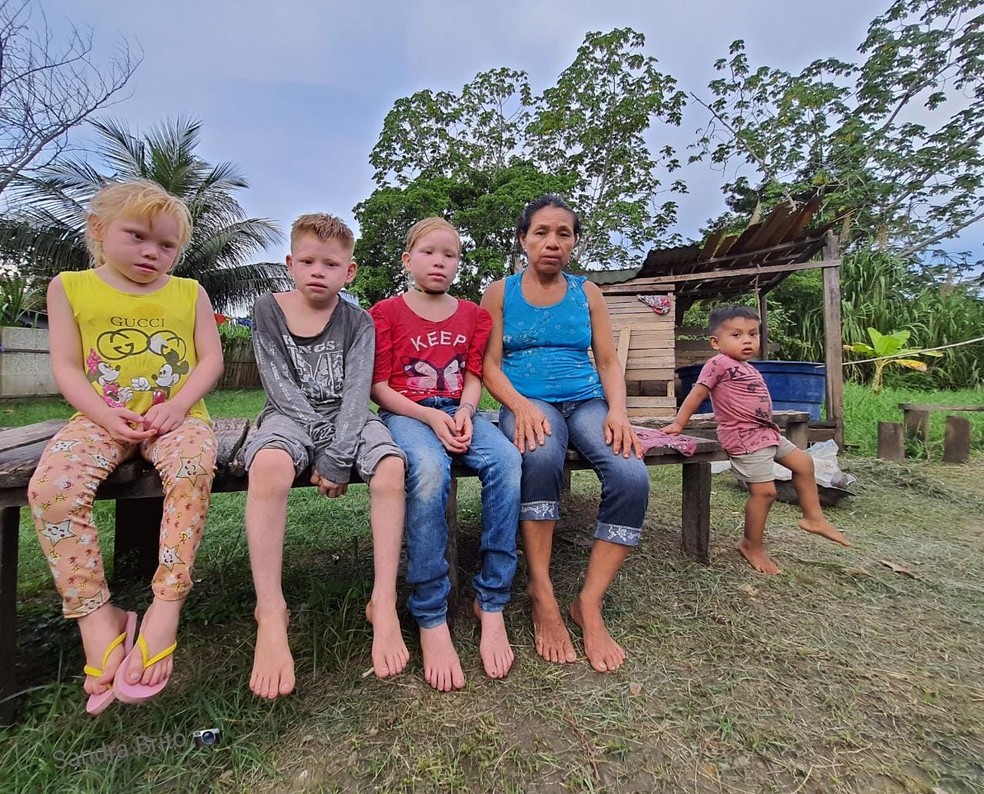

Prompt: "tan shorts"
[729,437,798,483]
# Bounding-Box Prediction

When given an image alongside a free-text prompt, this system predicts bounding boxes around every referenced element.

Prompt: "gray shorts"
[242,412,405,481]
[729,436,798,483]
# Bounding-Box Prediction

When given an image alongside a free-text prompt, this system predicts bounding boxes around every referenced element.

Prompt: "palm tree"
[0,117,289,313]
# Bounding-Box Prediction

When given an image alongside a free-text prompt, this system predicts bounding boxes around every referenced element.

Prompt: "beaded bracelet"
[457,401,477,418]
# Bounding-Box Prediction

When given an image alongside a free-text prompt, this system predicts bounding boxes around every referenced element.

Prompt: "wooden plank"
[903,409,929,446]
[780,197,822,242]
[943,416,971,464]
[0,419,66,453]
[877,422,905,461]
[898,403,984,413]
[0,506,18,725]
[698,229,726,261]
[822,233,844,448]
[615,328,632,371]
[723,223,762,256]
[601,258,842,293]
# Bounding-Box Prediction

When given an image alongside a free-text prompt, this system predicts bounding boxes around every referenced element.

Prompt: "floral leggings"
[28,415,217,619]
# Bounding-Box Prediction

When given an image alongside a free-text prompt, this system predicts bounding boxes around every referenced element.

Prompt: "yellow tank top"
[61,270,210,422]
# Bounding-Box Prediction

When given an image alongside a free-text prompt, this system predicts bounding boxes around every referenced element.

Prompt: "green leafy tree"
[844,327,943,393]
[2,117,287,313]
[357,27,687,302]
[692,0,984,260]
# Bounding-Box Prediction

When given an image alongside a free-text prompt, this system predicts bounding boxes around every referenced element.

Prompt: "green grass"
[2,385,983,791]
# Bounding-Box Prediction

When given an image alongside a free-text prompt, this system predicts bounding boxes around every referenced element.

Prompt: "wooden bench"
[897,403,983,463]
[0,415,722,723]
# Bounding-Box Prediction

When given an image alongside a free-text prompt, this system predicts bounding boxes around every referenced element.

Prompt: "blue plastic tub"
[676,360,827,421]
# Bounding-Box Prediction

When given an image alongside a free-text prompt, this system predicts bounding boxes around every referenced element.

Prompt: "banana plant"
[844,328,942,393]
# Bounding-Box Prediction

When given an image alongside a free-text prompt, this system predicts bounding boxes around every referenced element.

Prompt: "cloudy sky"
[43,0,978,262]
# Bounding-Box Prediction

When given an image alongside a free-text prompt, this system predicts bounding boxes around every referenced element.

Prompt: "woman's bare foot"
[569,596,625,673]
[122,598,182,688]
[527,582,576,664]
[799,518,852,547]
[78,603,130,696]
[250,604,295,699]
[419,623,464,692]
[737,538,782,574]
[366,599,409,679]
[472,600,514,679]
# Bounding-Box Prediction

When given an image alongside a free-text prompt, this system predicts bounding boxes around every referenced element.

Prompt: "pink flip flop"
[113,634,178,704]
[84,610,137,716]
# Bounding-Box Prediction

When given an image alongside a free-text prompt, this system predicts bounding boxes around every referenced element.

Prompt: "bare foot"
[123,599,181,688]
[419,623,464,692]
[366,599,409,679]
[737,538,782,574]
[78,604,130,696]
[569,596,625,673]
[472,600,514,679]
[250,605,295,699]
[799,517,852,547]
[527,582,576,664]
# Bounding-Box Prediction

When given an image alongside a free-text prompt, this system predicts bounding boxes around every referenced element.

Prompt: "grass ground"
[1,387,983,792]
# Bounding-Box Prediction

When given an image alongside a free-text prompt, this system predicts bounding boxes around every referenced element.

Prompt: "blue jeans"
[380,398,521,628]
[499,397,650,546]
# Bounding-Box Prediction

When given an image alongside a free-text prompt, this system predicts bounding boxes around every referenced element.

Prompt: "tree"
[2,117,287,313]
[0,0,140,198]
[353,162,572,305]
[691,0,984,261]
[357,28,688,302]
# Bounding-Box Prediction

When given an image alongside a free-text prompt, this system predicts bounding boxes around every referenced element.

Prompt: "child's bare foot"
[123,598,181,688]
[419,622,465,692]
[799,518,852,547]
[250,605,295,699]
[472,600,514,679]
[737,538,782,574]
[569,596,625,673]
[527,582,576,664]
[79,604,130,696]
[366,599,409,679]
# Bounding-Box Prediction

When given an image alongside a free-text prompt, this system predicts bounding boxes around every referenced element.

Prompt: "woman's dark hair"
[515,194,581,239]
[708,305,760,334]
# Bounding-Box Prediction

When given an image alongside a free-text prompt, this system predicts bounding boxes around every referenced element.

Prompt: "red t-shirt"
[696,353,781,455]
[370,295,491,402]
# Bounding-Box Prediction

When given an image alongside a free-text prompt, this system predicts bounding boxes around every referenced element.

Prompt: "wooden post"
[943,416,971,464]
[757,290,769,361]
[113,497,163,583]
[445,478,460,622]
[681,462,711,564]
[903,408,930,447]
[877,422,905,461]
[822,232,845,449]
[0,506,19,725]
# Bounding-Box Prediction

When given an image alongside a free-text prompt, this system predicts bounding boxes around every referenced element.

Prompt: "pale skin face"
[402,229,460,294]
[710,316,761,362]
[286,233,357,306]
[88,213,182,291]
[519,205,578,274]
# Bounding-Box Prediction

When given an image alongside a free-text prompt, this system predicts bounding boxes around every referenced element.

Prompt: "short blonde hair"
[85,179,192,267]
[291,213,355,252]
[405,217,461,255]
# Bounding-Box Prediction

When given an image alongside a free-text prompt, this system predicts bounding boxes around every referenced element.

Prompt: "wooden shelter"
[588,201,845,445]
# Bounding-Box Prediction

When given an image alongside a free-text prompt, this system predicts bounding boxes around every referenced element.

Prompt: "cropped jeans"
[499,397,650,547]
[381,398,521,628]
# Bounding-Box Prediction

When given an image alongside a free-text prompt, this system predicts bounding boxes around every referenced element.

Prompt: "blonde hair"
[85,179,192,267]
[290,213,355,251]
[404,217,461,255]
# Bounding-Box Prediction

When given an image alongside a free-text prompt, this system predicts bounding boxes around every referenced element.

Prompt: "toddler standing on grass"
[664,305,851,574]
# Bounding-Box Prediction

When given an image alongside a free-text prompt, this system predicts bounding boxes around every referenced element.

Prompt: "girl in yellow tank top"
[28,180,224,713]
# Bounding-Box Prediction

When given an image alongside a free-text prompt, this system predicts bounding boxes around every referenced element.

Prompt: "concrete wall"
[0,327,58,398]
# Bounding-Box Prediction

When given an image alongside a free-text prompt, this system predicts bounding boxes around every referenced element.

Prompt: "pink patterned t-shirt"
[696,354,781,455]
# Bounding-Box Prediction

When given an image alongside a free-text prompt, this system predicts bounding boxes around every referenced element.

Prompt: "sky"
[40,0,980,264]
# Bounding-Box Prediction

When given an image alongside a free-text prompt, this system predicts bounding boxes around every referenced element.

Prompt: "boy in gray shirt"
[242,214,407,700]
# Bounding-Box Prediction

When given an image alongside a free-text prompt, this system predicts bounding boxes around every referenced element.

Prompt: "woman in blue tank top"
[481,194,650,675]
